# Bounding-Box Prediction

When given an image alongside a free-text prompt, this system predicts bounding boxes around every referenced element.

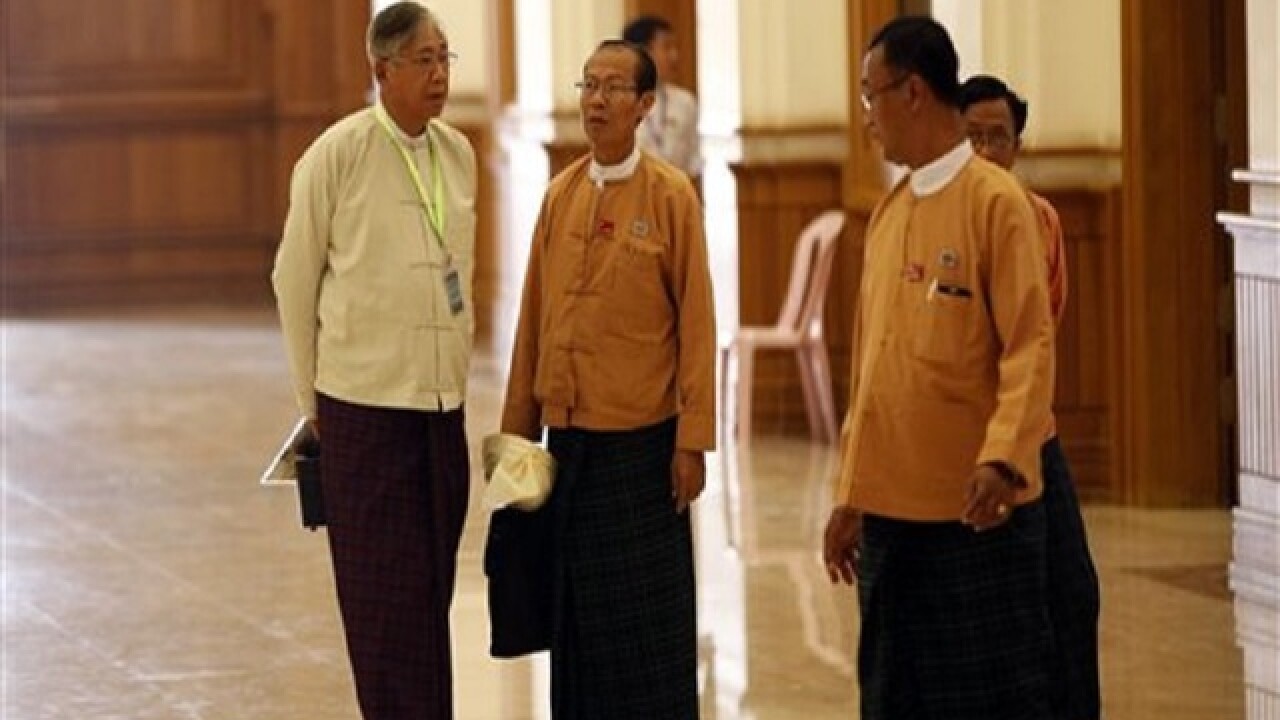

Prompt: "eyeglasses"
[394,51,457,72]
[967,128,1014,150]
[860,74,909,111]
[575,79,637,103]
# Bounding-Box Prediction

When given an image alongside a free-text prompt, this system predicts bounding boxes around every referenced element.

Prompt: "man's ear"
[905,74,925,112]
[373,58,389,84]
[635,90,657,126]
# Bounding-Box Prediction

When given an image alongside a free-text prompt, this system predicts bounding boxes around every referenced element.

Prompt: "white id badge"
[444,266,464,316]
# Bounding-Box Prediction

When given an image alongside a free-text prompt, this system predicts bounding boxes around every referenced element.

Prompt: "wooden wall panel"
[7,131,257,236]
[263,0,371,257]
[731,159,845,433]
[7,0,256,95]
[1038,186,1124,501]
[1,0,370,312]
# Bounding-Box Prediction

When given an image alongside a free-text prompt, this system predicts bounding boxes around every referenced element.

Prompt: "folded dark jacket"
[484,505,554,658]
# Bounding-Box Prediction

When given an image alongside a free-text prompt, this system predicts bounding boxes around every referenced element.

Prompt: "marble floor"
[2,308,1243,719]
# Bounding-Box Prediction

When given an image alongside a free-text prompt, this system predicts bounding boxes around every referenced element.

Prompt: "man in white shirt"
[271,3,477,718]
[623,15,703,179]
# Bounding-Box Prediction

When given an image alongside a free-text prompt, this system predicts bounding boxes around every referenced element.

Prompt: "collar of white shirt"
[909,140,973,197]
[375,101,430,151]
[588,145,641,186]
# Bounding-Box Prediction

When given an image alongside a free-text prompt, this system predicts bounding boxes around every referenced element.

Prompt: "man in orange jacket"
[824,17,1057,720]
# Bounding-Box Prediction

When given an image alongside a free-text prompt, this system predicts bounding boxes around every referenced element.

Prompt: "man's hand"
[823,506,863,585]
[672,450,706,513]
[961,463,1018,531]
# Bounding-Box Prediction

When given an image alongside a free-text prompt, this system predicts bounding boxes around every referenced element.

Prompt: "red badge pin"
[904,262,925,282]
[597,219,615,236]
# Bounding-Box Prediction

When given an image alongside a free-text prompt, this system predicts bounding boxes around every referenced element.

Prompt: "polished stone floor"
[2,308,1243,719]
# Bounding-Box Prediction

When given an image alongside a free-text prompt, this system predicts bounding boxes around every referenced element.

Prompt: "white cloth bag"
[481,433,556,511]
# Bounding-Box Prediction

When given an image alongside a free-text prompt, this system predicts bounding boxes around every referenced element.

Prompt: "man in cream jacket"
[271,3,476,718]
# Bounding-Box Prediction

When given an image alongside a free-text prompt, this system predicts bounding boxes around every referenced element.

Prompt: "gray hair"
[366,2,443,63]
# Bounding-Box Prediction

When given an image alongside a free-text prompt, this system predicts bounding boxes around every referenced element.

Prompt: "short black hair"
[594,39,658,95]
[622,15,674,48]
[959,74,1029,137]
[868,16,960,107]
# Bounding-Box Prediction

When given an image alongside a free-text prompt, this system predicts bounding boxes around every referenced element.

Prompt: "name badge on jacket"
[445,265,464,315]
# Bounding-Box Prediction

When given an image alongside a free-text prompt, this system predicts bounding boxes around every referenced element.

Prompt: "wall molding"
[442,93,491,127]
[1219,212,1280,280]
[738,125,848,166]
[1234,169,1280,186]
[1017,146,1123,190]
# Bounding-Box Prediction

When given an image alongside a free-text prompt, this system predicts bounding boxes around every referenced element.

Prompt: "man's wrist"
[984,461,1025,488]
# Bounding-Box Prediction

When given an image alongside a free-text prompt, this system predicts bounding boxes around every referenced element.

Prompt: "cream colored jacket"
[273,103,477,419]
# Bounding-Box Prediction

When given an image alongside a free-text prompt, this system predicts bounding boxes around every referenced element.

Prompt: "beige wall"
[935,0,1123,149]
[549,0,625,113]
[738,0,849,128]
[1246,0,1280,213]
[696,0,741,137]
[429,0,491,96]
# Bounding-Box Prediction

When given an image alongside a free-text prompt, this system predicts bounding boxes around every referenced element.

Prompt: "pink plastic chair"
[720,210,845,444]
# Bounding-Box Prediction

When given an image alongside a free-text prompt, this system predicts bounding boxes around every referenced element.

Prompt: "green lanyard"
[375,104,447,254]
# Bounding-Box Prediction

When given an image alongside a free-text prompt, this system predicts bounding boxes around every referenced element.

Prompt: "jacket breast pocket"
[608,238,671,341]
[911,291,977,364]
[612,238,666,285]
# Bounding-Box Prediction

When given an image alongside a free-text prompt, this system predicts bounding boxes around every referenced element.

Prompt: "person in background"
[271,3,477,717]
[823,16,1057,720]
[500,38,715,719]
[961,72,1103,720]
[622,15,703,179]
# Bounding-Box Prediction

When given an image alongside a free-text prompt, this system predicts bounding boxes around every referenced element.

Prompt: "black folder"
[293,429,325,531]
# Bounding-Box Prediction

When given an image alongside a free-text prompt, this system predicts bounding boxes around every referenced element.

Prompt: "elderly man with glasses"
[500,38,716,720]
[271,3,477,718]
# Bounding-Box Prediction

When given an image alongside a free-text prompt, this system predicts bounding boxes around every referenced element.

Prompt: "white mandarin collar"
[375,101,430,151]
[909,140,973,197]
[588,145,642,185]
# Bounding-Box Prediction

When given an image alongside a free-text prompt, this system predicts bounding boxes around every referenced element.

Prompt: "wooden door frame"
[1120,0,1246,505]
[1,0,8,280]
